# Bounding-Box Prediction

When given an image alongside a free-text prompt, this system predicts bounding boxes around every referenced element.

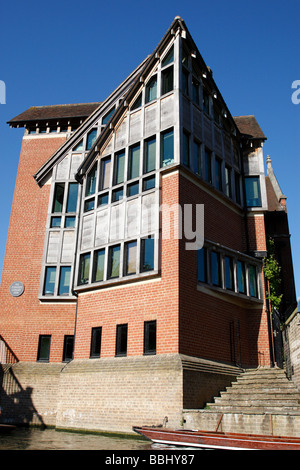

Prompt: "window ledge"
[197,283,263,308]
[75,270,160,293]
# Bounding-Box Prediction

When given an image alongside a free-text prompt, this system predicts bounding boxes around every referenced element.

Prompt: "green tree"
[264,238,282,310]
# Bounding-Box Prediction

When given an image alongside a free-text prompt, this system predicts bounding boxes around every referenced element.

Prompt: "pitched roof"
[233,115,266,140]
[7,102,102,126]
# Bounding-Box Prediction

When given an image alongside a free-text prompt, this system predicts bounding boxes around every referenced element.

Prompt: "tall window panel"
[116,324,128,357]
[144,320,157,355]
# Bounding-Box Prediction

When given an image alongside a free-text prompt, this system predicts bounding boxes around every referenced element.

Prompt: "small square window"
[112,188,123,202]
[84,198,95,212]
[143,175,155,191]
[98,192,109,207]
[127,182,139,197]
[65,216,76,228]
[51,216,61,228]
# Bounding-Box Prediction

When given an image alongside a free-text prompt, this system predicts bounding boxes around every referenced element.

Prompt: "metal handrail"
[0,335,19,364]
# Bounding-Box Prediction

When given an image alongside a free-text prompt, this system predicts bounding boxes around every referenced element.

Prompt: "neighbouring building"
[0,17,297,433]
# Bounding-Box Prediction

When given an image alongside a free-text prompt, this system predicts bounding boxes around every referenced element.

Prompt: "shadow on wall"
[0,365,45,428]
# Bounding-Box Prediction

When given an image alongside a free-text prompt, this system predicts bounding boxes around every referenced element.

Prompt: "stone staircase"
[205,367,300,414]
[183,367,300,436]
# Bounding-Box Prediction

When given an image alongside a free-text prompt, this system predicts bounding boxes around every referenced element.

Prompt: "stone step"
[213,397,300,407]
[205,403,300,413]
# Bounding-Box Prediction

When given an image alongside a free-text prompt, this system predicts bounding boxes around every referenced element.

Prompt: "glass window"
[73,140,83,152]
[145,75,157,103]
[249,265,258,298]
[67,183,78,212]
[98,192,109,207]
[114,151,125,185]
[235,172,241,205]
[115,324,128,357]
[192,77,200,105]
[203,89,210,114]
[102,107,115,125]
[90,327,102,358]
[194,141,201,176]
[124,241,137,275]
[128,144,140,180]
[161,46,174,67]
[183,131,190,167]
[204,149,212,184]
[127,182,139,197]
[215,158,222,191]
[182,68,189,95]
[37,335,51,362]
[108,245,121,279]
[79,253,90,285]
[112,188,123,202]
[131,93,142,110]
[237,260,246,294]
[161,129,174,167]
[86,129,97,150]
[51,216,61,228]
[197,248,207,283]
[62,335,74,362]
[225,166,232,198]
[86,163,97,196]
[161,66,173,95]
[84,198,95,212]
[44,267,56,295]
[225,256,234,290]
[141,236,154,272]
[143,175,155,191]
[52,183,65,213]
[144,137,156,173]
[211,251,221,287]
[100,157,111,190]
[58,266,71,295]
[144,320,156,355]
[245,177,262,207]
[65,216,76,228]
[93,249,105,282]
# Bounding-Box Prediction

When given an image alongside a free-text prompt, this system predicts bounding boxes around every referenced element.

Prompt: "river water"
[0,426,153,450]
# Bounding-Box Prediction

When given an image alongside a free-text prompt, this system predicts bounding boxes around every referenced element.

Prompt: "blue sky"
[0,0,299,299]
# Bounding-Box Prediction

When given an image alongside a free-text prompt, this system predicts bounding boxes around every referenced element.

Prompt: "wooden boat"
[0,424,16,433]
[133,426,300,450]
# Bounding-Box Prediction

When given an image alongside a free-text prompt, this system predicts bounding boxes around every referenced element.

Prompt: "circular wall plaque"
[9,281,25,297]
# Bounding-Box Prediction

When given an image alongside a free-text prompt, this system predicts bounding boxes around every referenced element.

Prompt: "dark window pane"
[161,129,174,167]
[116,324,128,356]
[225,166,232,198]
[65,216,76,228]
[249,265,258,297]
[225,256,234,290]
[141,236,154,272]
[192,77,200,105]
[131,94,142,110]
[44,267,56,295]
[63,335,74,362]
[67,183,78,212]
[203,89,210,114]
[58,266,71,295]
[79,253,90,285]
[73,140,83,152]
[204,149,212,184]
[237,260,246,294]
[51,216,61,228]
[143,175,155,191]
[162,46,174,67]
[90,327,102,358]
[235,172,241,205]
[98,192,109,207]
[112,188,123,202]
[128,144,140,180]
[86,129,97,150]
[125,241,137,275]
[108,245,120,279]
[127,182,139,197]
[211,251,221,286]
[183,131,190,167]
[144,320,156,355]
[146,76,157,103]
[100,157,111,190]
[52,183,65,213]
[37,335,51,362]
[161,66,173,95]
[245,177,262,207]
[93,249,105,282]
[215,158,222,191]
[194,141,201,176]
[114,151,125,185]
[84,198,95,212]
[197,248,207,283]
[86,163,97,196]
[102,107,115,125]
[182,68,189,95]
[144,137,156,173]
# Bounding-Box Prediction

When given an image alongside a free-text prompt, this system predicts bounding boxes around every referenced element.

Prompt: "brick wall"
[0,136,76,362]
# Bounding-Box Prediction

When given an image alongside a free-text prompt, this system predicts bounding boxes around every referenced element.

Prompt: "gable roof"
[233,115,266,140]
[8,103,102,127]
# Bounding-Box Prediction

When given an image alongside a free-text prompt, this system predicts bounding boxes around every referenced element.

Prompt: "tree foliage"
[264,237,283,310]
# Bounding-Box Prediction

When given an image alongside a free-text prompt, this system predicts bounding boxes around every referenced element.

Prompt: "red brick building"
[0,17,296,432]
